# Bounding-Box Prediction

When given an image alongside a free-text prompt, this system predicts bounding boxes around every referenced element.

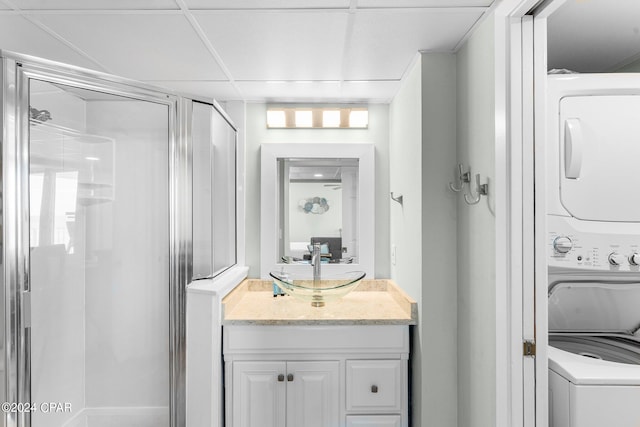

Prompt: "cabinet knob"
[287,373,294,382]
[371,385,378,393]
[277,374,284,382]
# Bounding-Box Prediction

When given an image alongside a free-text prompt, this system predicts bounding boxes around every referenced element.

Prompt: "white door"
[286,361,340,427]
[232,361,286,427]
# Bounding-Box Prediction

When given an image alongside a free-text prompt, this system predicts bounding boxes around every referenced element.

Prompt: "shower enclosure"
[0,51,237,427]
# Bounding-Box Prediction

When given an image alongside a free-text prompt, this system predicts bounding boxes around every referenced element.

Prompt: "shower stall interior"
[0,51,238,427]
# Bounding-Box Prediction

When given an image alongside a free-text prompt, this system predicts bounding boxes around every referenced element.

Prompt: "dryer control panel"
[548,215,640,271]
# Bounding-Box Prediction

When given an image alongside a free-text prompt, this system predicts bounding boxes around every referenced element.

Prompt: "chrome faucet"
[311,242,322,282]
[310,242,324,307]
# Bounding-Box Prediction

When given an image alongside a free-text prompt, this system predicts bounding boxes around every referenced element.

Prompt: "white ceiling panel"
[548,0,640,72]
[1,0,496,102]
[358,0,492,7]
[344,9,481,80]
[34,14,228,80]
[10,0,179,10]
[341,80,400,102]
[185,0,349,9]
[194,11,348,81]
[235,81,342,102]
[0,16,102,70]
[147,80,241,101]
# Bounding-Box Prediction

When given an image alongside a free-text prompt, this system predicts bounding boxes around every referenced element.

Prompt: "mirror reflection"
[277,157,359,265]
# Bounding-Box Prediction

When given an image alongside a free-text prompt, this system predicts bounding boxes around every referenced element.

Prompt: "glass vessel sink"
[269,270,366,307]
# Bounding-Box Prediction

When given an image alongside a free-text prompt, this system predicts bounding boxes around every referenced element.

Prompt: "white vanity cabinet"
[223,324,410,427]
[231,360,339,427]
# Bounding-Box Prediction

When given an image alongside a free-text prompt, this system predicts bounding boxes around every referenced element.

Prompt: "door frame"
[493,1,562,426]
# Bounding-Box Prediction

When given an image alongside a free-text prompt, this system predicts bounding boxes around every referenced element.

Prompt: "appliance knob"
[553,236,573,254]
[608,252,626,266]
[630,253,640,266]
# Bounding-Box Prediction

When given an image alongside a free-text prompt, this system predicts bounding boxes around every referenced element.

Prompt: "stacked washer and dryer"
[547,74,640,426]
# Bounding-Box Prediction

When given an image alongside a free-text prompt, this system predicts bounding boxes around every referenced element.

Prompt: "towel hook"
[390,192,403,204]
[464,173,489,205]
[449,163,471,192]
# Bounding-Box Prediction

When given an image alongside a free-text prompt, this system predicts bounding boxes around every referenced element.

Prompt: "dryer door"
[560,95,640,222]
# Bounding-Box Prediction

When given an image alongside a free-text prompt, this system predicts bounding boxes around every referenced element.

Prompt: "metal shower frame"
[0,50,234,427]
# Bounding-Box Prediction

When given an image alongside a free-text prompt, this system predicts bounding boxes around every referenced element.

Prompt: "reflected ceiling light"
[322,110,341,128]
[295,110,313,127]
[314,173,323,177]
[85,156,100,161]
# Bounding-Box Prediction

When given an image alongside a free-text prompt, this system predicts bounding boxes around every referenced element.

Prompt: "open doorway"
[495,1,640,427]
[537,2,640,427]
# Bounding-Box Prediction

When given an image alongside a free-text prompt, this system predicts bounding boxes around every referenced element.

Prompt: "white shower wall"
[83,100,169,410]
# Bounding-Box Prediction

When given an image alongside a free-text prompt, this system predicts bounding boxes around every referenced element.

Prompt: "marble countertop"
[222,279,417,325]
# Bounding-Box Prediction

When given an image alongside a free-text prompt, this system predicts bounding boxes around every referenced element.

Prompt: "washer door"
[560,95,640,222]
[549,281,640,334]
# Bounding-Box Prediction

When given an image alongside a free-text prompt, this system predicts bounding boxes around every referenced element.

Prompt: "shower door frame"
[1,51,191,427]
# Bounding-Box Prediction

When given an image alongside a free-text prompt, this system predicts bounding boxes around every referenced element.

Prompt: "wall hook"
[390,192,403,204]
[464,174,489,205]
[449,163,471,192]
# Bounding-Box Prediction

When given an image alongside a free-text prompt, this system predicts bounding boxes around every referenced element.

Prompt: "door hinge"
[523,340,536,357]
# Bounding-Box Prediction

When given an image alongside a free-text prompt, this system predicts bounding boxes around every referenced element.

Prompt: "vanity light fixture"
[322,110,341,128]
[349,110,368,128]
[266,106,368,129]
[266,109,286,128]
[295,110,313,127]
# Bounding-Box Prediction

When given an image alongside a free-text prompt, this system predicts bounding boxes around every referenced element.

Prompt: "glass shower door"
[28,79,170,427]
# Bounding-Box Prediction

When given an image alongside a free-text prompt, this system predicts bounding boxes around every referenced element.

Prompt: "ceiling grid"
[0,0,493,102]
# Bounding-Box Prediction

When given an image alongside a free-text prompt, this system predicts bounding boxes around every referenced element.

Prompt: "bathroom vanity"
[222,279,416,427]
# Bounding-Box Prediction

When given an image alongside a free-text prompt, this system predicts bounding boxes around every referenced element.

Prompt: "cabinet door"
[286,361,340,427]
[232,361,286,427]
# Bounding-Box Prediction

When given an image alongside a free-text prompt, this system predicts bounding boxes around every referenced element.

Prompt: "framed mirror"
[261,143,374,278]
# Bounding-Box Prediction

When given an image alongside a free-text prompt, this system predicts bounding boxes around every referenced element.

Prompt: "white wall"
[389,56,424,427]
[389,52,458,427]
[456,14,496,427]
[421,53,459,427]
[244,103,390,278]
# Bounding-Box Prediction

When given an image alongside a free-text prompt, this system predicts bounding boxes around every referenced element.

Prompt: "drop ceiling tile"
[235,81,342,102]
[357,0,493,7]
[344,9,482,80]
[185,0,349,9]
[341,80,400,102]
[11,0,179,10]
[147,80,241,101]
[34,14,227,80]
[0,15,101,70]
[194,10,348,81]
